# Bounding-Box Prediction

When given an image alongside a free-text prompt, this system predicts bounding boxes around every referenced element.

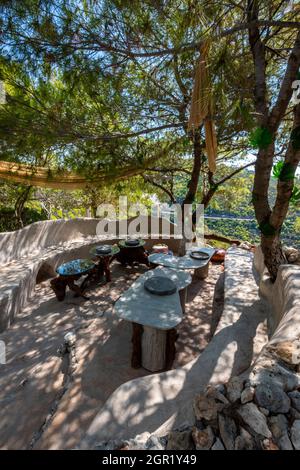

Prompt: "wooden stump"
[116,246,149,267]
[131,322,143,368]
[179,287,187,314]
[193,263,209,280]
[141,326,167,372]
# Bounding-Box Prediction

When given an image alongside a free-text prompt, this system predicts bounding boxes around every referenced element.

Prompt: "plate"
[96,245,112,255]
[189,250,210,260]
[144,276,177,296]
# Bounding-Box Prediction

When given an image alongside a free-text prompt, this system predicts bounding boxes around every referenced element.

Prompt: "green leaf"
[249,127,273,149]
[272,161,284,179]
[290,186,300,206]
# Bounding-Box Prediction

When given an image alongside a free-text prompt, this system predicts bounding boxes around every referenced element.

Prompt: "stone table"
[116,239,149,267]
[90,244,120,282]
[114,267,191,372]
[148,246,215,280]
[50,258,96,301]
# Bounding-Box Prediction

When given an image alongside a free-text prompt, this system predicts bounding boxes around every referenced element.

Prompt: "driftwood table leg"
[50,277,67,301]
[141,326,167,372]
[103,257,111,282]
[67,279,89,300]
[131,322,143,368]
[179,287,187,314]
[193,263,209,280]
[165,328,178,370]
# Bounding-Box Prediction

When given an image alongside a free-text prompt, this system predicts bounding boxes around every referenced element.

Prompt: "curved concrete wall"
[0,216,183,332]
[0,216,181,265]
[254,246,300,339]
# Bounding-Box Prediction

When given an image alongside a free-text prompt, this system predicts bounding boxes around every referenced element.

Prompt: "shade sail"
[0,160,142,190]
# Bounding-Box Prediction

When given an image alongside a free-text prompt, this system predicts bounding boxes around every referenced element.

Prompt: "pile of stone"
[283,246,300,264]
[95,351,300,451]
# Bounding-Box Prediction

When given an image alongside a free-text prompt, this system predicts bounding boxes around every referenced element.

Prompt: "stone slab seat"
[0,236,103,332]
[80,247,270,448]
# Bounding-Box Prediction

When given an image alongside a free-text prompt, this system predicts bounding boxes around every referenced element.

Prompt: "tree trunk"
[261,233,286,282]
[14,185,32,228]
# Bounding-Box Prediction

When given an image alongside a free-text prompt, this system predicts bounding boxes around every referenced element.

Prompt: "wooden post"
[141,326,167,372]
[179,287,187,314]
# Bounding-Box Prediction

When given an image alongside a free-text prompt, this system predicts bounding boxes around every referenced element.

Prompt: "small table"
[89,245,120,282]
[50,259,96,301]
[148,246,215,280]
[116,239,149,267]
[114,267,191,372]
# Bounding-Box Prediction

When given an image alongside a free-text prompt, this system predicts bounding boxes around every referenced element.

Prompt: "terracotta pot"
[152,244,169,254]
[211,249,226,262]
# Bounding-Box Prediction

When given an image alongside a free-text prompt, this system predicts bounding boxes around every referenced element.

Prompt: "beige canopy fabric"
[187,42,211,132]
[188,42,217,173]
[0,160,143,190]
[0,144,174,189]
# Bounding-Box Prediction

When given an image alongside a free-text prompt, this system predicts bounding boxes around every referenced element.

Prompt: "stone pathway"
[0,261,222,449]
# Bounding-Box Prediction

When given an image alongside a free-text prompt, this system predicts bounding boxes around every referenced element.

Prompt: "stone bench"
[0,217,182,332]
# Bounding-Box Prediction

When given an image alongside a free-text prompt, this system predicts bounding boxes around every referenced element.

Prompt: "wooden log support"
[179,287,187,314]
[50,276,67,301]
[131,322,143,369]
[193,262,209,280]
[116,246,149,267]
[131,323,178,372]
[141,326,167,372]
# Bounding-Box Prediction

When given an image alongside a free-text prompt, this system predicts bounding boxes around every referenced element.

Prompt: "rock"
[218,413,237,450]
[262,439,279,450]
[291,420,300,450]
[249,358,300,391]
[234,427,255,450]
[278,434,293,450]
[254,383,290,413]
[192,426,215,450]
[241,387,255,404]
[290,407,300,420]
[283,246,300,263]
[259,407,269,416]
[211,438,225,450]
[226,376,244,403]
[237,403,271,438]
[270,341,300,367]
[127,432,150,450]
[166,431,194,450]
[215,384,226,395]
[146,435,165,450]
[267,414,292,449]
[288,390,300,412]
[268,414,288,440]
[193,392,225,422]
[206,385,229,405]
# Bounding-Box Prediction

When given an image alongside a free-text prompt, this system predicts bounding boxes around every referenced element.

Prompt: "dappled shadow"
[0,259,221,449]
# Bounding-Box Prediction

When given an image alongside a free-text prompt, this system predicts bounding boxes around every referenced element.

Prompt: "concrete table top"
[148,246,215,270]
[114,267,191,330]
